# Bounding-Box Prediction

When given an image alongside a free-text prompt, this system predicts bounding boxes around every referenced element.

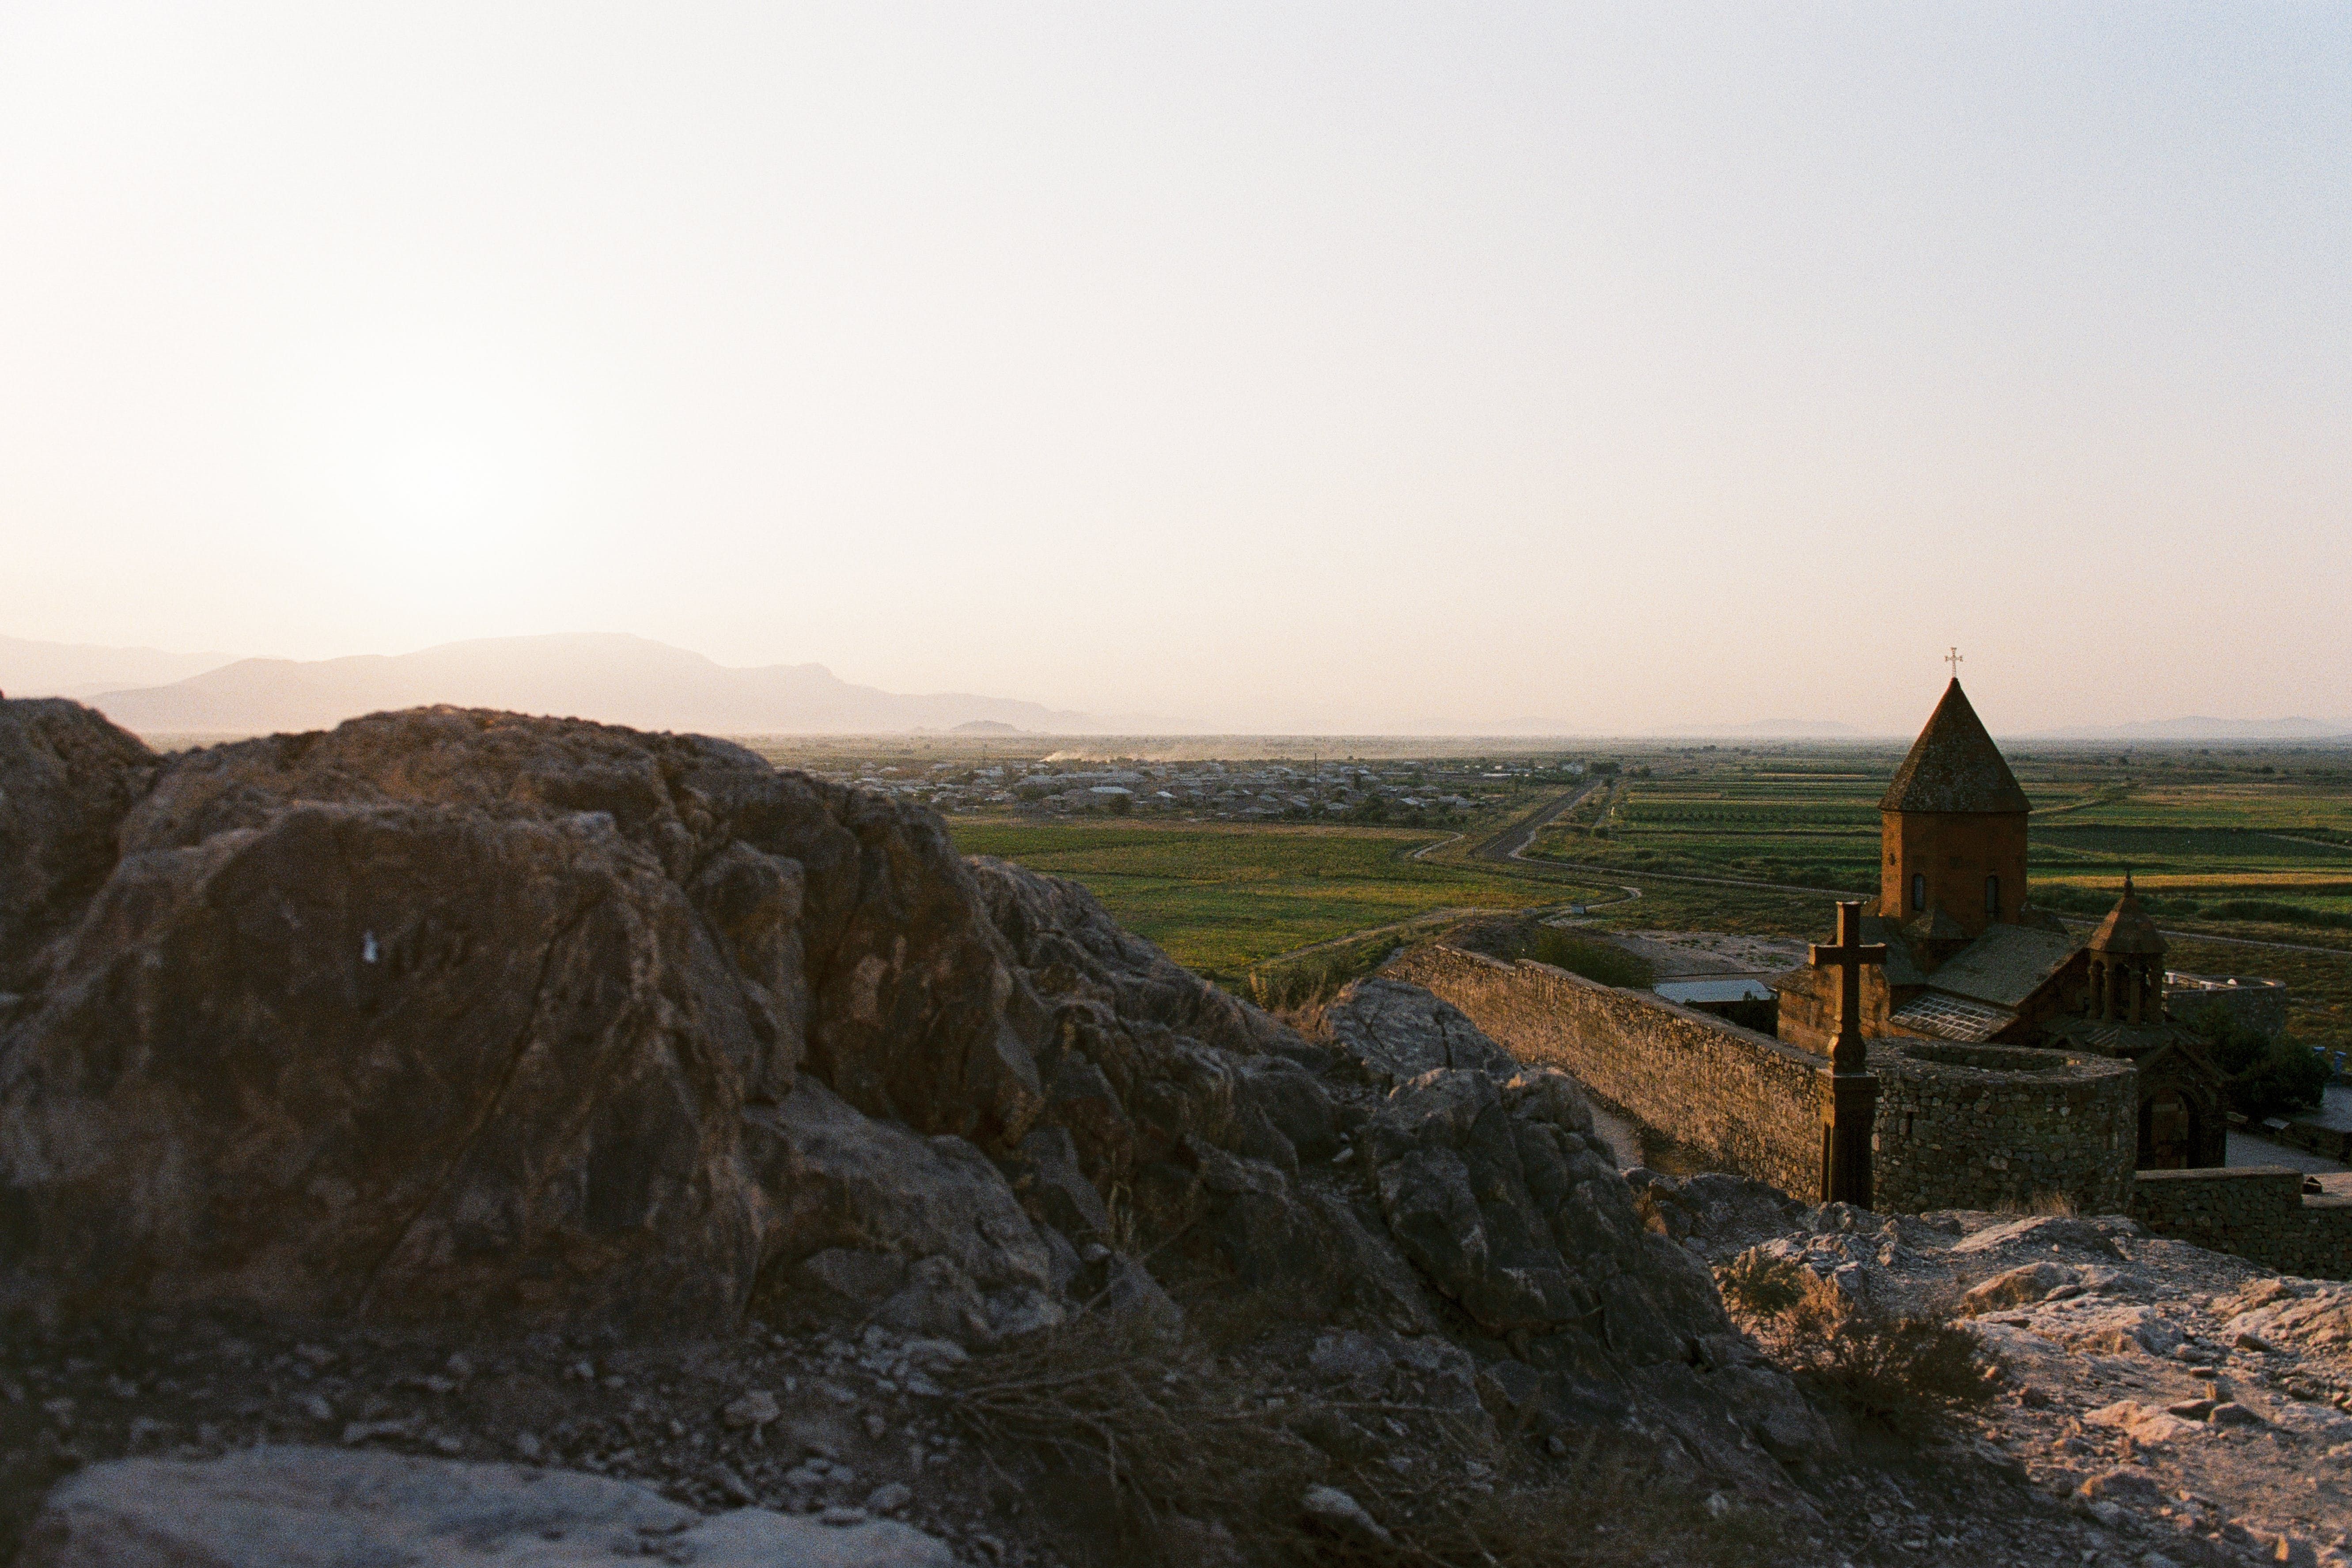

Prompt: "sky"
[2,4,2347,734]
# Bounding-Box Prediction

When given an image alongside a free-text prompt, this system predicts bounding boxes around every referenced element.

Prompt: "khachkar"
[1810,900,1887,1206]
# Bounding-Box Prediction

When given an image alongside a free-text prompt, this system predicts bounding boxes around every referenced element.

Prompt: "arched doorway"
[2138,1087,2198,1169]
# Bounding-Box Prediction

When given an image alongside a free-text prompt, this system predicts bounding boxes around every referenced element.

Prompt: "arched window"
[1911,872,1925,911]
[1985,874,2000,916]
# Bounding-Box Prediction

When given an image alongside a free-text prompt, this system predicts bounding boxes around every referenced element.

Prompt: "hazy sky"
[3,4,2346,733]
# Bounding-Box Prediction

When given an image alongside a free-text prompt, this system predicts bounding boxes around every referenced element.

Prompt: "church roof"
[1860,915,1929,988]
[1888,992,2016,1042]
[1903,907,1974,944]
[2088,877,2166,956]
[1920,923,2081,1010]
[2042,1016,2216,1074]
[1880,680,2031,814]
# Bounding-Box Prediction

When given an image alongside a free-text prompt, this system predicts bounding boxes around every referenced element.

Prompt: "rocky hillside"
[0,699,1831,1564]
[16,698,2326,1566]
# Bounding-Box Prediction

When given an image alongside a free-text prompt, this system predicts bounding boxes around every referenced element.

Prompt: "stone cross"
[1945,646,1963,678]
[1810,900,1886,1207]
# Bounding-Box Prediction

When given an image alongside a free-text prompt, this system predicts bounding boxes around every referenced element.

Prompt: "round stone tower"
[1879,679,2030,939]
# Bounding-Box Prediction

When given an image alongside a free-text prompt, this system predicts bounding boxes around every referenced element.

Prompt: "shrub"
[1715,1250,1810,1318]
[1244,933,1404,1015]
[1718,1251,1993,1435]
[1784,1300,1992,1431]
[2196,1014,2331,1118]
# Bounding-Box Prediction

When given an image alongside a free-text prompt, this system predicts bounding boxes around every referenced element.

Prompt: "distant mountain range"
[1650,718,1879,739]
[0,634,233,699]
[2024,716,2351,741]
[5,632,2346,741]
[19,633,1098,737]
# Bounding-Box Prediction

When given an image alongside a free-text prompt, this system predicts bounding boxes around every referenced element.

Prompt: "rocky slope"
[0,700,1827,1563]
[24,700,2325,1565]
[1648,1180,2352,1568]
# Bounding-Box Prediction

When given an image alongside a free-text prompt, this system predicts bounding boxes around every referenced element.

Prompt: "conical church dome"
[2088,875,2166,957]
[1880,680,2030,814]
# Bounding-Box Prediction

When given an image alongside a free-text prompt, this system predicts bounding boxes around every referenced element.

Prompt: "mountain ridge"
[76,633,1099,736]
[0,634,234,699]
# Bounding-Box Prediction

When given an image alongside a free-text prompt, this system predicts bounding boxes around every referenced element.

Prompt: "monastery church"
[1771,679,2228,1170]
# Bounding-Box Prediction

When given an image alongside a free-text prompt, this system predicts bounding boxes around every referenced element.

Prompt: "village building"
[1773,678,2232,1170]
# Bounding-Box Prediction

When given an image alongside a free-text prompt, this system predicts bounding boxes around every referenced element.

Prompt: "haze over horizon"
[4,5,2347,734]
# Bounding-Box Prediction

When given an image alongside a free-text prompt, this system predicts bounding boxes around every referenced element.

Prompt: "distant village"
[810,756,1589,822]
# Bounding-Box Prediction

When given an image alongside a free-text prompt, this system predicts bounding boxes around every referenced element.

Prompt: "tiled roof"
[1880,681,2031,814]
[1904,907,1973,943]
[1923,923,2082,1009]
[1860,914,1928,988]
[1889,992,2016,1042]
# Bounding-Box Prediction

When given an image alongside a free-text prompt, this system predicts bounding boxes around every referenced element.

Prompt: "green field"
[944,742,2352,1057]
[947,819,1609,982]
[1525,754,2352,934]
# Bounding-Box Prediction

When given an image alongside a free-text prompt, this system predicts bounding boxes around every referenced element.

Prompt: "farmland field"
[1523,753,2352,932]
[1509,746,2352,1052]
[946,819,1610,984]
[936,740,2352,1057]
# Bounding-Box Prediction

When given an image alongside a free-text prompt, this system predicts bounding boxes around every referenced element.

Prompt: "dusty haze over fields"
[3,5,2347,734]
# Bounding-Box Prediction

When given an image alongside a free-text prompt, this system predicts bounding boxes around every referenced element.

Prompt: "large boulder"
[18,1446,957,1567]
[1318,975,1518,1088]
[0,798,768,1328]
[0,705,1047,1328]
[0,704,1723,1383]
[0,704,1383,1335]
[0,699,156,992]
[1363,1067,1727,1363]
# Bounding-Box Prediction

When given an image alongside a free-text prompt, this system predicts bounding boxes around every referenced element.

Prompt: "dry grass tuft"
[1714,1250,1811,1318]
[940,1308,1335,1565]
[943,1304,1798,1567]
[1719,1251,1994,1435]
[1407,1434,1783,1568]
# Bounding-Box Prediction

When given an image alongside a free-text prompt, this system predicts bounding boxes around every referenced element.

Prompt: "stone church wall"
[1869,1041,2137,1215]
[2133,1167,2352,1281]
[1389,944,2143,1216]
[1386,944,1829,1202]
[2163,974,2290,1042]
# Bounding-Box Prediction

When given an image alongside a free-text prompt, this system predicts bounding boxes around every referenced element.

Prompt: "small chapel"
[1772,678,2230,1170]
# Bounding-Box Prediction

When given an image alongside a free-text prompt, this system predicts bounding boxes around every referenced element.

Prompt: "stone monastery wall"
[2132,1168,2352,1282]
[1871,1040,2136,1215]
[1386,945,1830,1202]
[1389,944,2142,1216]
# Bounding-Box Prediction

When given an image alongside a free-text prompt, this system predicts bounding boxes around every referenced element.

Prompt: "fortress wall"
[1390,944,2144,1217]
[1870,1042,2138,1215]
[1386,944,1828,1202]
[2133,1167,2352,1281]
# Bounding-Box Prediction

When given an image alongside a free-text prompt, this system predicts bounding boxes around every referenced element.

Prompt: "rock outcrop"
[1364,1066,1726,1362]
[1317,975,1518,1088]
[0,700,1813,1496]
[0,699,156,994]
[19,1446,958,1567]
